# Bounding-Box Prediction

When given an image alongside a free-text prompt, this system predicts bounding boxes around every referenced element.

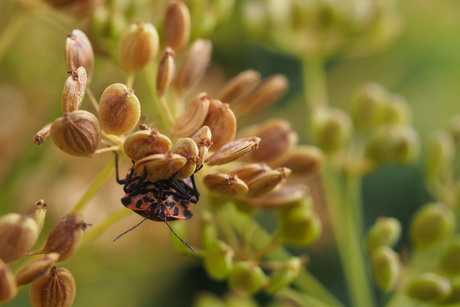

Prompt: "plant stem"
[72,158,115,212]
[302,55,328,111]
[82,207,132,245]
[0,8,28,62]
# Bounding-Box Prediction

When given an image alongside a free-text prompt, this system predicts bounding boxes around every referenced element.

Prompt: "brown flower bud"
[203,173,248,198]
[43,212,89,262]
[191,126,213,161]
[171,137,200,179]
[170,92,211,137]
[30,266,76,307]
[232,74,288,116]
[123,127,172,162]
[51,110,101,157]
[249,184,309,208]
[0,258,17,303]
[118,22,159,72]
[156,48,176,97]
[133,152,187,182]
[15,253,60,286]
[205,137,260,166]
[34,122,52,145]
[61,67,87,113]
[99,83,141,135]
[66,29,94,83]
[273,145,324,176]
[163,1,191,53]
[202,99,237,151]
[175,39,212,94]
[25,199,48,234]
[0,213,39,263]
[241,119,297,164]
[218,69,261,104]
[245,167,291,198]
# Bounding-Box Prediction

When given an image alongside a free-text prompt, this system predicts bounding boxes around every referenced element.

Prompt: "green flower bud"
[410,203,455,248]
[439,276,460,305]
[203,240,234,281]
[278,201,321,246]
[424,130,455,179]
[370,246,400,291]
[349,83,388,130]
[406,272,451,303]
[224,293,258,307]
[200,210,217,249]
[365,217,401,253]
[365,124,419,165]
[381,94,411,125]
[439,236,460,275]
[228,261,266,295]
[118,22,159,73]
[193,292,225,307]
[311,107,352,154]
[0,213,39,263]
[267,257,303,293]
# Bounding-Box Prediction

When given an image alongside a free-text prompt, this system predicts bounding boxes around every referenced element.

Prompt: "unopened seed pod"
[205,137,260,166]
[61,67,87,113]
[156,48,176,96]
[163,1,191,53]
[202,99,236,151]
[171,92,211,137]
[30,266,76,307]
[273,145,324,177]
[410,202,455,248]
[99,83,141,135]
[118,22,159,72]
[15,253,60,286]
[278,202,321,246]
[0,258,17,303]
[241,119,297,164]
[191,125,213,161]
[51,110,101,157]
[406,272,451,303]
[245,167,291,198]
[228,261,266,295]
[424,130,455,179]
[267,257,303,294]
[134,152,187,182]
[381,94,411,125]
[349,82,389,130]
[175,39,212,94]
[171,137,200,179]
[203,173,248,198]
[123,128,172,162]
[311,107,352,154]
[439,236,460,275]
[218,69,261,104]
[440,276,460,304]
[43,212,89,262]
[365,217,401,253]
[203,240,234,281]
[371,246,401,291]
[66,29,94,83]
[0,213,39,263]
[25,199,48,234]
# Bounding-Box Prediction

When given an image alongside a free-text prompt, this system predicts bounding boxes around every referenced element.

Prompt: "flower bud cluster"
[0,201,88,305]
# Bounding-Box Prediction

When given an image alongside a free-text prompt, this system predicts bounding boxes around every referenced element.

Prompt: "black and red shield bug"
[113,153,199,253]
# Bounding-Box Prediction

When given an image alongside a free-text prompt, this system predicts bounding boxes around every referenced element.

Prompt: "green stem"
[71,158,115,212]
[0,8,28,62]
[301,55,328,112]
[82,207,131,246]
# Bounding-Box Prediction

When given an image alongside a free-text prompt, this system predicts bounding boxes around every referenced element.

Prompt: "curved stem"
[82,207,132,246]
[0,8,28,62]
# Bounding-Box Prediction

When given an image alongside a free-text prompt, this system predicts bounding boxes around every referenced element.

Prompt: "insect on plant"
[113,153,200,253]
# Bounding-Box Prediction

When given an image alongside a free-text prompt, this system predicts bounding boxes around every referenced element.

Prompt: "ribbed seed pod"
[50,110,101,157]
[123,127,172,162]
[245,167,291,198]
[202,99,236,151]
[218,69,261,104]
[156,48,176,96]
[203,173,248,198]
[0,258,17,303]
[43,212,88,262]
[171,137,200,179]
[273,145,324,177]
[61,67,87,113]
[99,83,141,135]
[118,22,159,73]
[230,163,270,183]
[249,184,309,209]
[0,213,39,263]
[191,126,213,161]
[66,29,94,83]
[205,137,260,166]
[15,253,60,286]
[170,92,210,137]
[30,266,76,307]
[25,200,48,234]
[133,152,187,182]
[163,1,191,53]
[175,39,212,94]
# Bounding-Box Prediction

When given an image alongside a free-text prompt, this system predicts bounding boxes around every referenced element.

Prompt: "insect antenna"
[163,219,197,254]
[113,218,148,242]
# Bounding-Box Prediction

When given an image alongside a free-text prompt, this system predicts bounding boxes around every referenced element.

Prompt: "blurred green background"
[1,0,460,306]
